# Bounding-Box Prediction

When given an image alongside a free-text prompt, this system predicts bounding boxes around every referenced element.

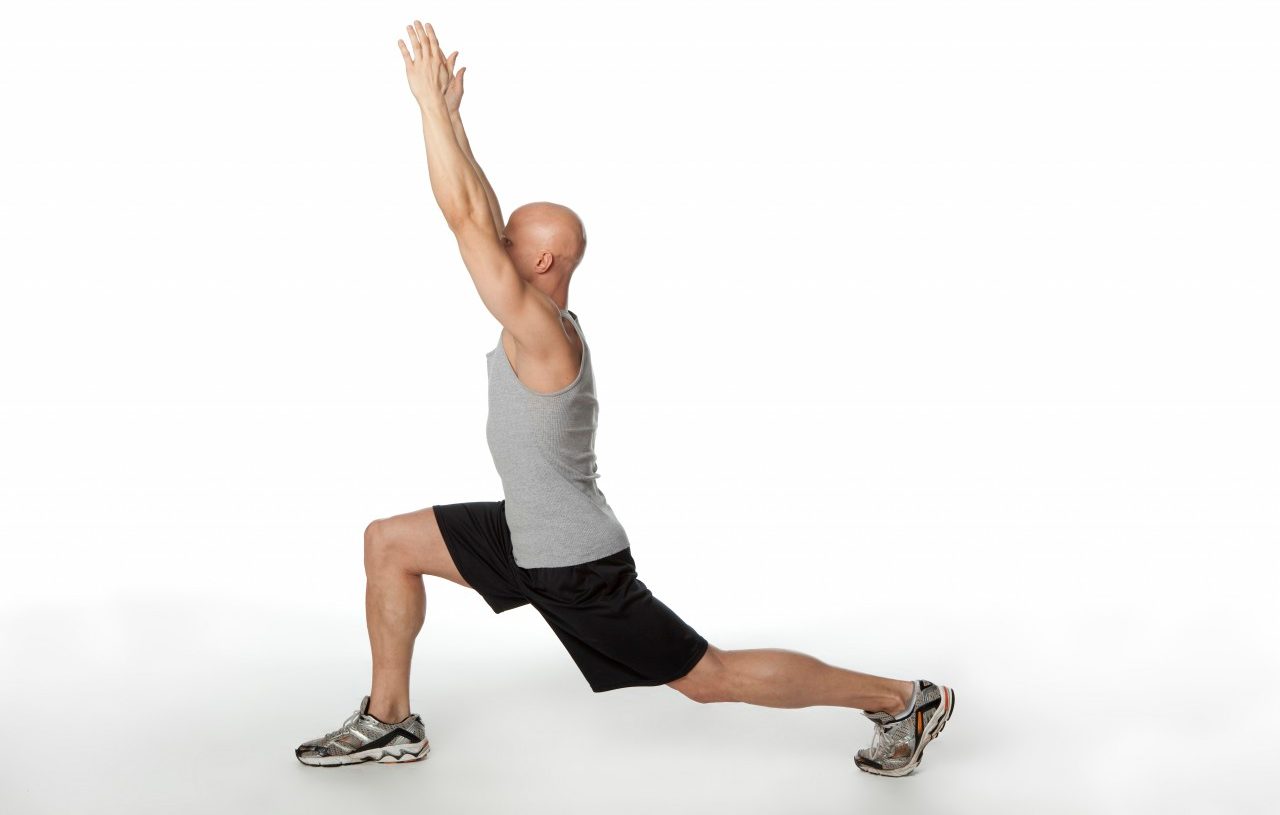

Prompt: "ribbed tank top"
[485,308,632,568]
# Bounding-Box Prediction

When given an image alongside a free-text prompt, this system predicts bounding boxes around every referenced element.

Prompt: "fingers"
[405,24,422,60]
[442,49,458,89]
[414,20,435,62]
[400,21,452,75]
[420,21,442,57]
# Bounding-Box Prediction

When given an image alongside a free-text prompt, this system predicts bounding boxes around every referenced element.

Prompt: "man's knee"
[667,644,733,704]
[364,518,401,573]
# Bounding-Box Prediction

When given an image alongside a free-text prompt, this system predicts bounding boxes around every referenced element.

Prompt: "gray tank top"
[485,308,632,568]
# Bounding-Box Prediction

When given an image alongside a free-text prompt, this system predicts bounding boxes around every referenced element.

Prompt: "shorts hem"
[587,636,710,694]
[432,503,523,615]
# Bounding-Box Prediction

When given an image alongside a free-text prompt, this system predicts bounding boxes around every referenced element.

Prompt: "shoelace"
[863,708,909,757]
[866,718,892,755]
[320,707,365,742]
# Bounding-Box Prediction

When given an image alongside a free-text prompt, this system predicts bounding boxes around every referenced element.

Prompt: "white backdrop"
[1,1,1276,812]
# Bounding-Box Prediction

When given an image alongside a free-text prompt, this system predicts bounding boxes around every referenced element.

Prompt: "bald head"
[502,201,587,294]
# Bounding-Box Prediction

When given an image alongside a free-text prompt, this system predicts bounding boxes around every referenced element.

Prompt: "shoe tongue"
[359,695,372,716]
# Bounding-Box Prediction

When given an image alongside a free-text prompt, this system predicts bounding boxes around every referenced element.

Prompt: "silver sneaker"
[855,679,955,777]
[295,695,430,767]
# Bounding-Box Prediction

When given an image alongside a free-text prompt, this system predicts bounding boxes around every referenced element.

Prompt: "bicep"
[451,217,543,339]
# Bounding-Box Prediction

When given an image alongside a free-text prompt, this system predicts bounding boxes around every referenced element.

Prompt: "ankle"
[367,697,410,724]
[883,680,916,718]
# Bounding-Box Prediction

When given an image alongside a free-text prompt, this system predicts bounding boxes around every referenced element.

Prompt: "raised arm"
[442,62,505,237]
[397,21,551,345]
[398,22,489,231]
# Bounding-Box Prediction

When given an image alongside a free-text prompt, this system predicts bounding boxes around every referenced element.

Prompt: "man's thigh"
[366,507,473,589]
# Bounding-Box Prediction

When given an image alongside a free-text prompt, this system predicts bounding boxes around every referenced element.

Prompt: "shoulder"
[507,294,571,359]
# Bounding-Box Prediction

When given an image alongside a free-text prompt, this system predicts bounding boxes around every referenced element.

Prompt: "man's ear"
[535,250,555,273]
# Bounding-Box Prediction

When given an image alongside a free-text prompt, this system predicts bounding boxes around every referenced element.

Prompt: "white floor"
[3,530,1274,814]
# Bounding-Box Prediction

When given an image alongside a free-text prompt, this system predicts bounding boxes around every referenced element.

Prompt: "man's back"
[486,308,631,568]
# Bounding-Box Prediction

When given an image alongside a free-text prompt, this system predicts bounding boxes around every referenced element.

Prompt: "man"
[295,20,955,777]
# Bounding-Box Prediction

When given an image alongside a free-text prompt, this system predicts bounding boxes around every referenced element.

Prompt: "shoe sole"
[296,739,431,767]
[855,685,955,777]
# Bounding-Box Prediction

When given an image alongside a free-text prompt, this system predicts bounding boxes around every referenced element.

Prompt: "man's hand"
[398,20,461,111]
[444,53,465,116]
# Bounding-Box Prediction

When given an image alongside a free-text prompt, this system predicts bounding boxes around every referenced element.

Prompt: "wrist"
[417,93,448,116]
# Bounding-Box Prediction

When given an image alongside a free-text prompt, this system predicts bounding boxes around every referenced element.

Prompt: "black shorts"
[431,499,709,693]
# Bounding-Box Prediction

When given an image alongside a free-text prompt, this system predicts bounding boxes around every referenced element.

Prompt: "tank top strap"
[561,308,583,340]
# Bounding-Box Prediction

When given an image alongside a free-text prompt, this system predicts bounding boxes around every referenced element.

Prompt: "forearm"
[449,111,505,234]
[417,95,489,228]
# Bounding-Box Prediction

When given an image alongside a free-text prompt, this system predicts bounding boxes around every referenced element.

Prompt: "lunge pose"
[295,20,955,777]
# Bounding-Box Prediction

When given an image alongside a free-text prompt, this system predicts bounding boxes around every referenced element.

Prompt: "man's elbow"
[444,203,494,234]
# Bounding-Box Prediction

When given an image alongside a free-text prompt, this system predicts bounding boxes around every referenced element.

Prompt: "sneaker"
[295,695,430,767]
[855,679,955,777]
